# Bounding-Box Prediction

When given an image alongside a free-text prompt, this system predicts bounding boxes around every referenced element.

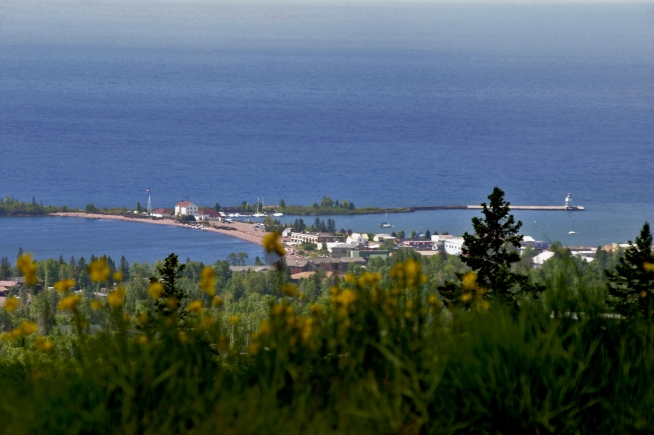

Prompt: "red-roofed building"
[175,201,198,216]
[194,209,224,221]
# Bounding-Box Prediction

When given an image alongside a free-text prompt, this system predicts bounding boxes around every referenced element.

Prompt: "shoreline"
[49,212,267,247]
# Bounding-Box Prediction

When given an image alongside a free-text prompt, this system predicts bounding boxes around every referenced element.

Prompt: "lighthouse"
[565,193,572,209]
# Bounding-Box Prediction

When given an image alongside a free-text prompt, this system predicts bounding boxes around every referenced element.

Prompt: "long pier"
[411,205,585,211]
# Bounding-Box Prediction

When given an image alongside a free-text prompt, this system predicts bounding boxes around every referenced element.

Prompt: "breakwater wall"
[411,205,585,211]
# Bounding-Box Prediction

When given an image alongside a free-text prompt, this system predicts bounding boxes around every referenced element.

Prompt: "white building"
[346,233,368,246]
[521,236,549,251]
[443,237,465,256]
[193,209,223,221]
[533,251,555,268]
[373,234,395,242]
[281,228,293,238]
[175,201,198,216]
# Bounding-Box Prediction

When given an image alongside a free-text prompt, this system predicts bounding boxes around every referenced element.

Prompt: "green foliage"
[226,252,249,266]
[1,254,654,434]
[0,196,72,216]
[460,187,540,308]
[153,253,187,319]
[606,222,654,319]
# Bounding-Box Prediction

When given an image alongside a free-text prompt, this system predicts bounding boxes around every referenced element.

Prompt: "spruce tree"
[154,253,187,319]
[606,222,654,319]
[461,187,536,308]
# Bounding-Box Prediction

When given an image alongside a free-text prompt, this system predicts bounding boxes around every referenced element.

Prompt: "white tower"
[565,192,572,209]
[146,189,152,215]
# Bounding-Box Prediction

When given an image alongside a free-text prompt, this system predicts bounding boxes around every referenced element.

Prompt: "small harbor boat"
[379,213,392,228]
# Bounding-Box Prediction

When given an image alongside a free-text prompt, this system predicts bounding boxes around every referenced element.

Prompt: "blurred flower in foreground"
[644,262,654,273]
[188,300,204,314]
[17,253,38,286]
[148,282,163,299]
[199,266,216,296]
[58,295,81,311]
[88,258,110,283]
[35,336,54,352]
[19,321,38,335]
[107,287,125,308]
[54,279,75,293]
[262,232,286,257]
[4,296,19,312]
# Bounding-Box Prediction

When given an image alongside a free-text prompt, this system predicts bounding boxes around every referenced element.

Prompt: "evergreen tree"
[119,256,130,281]
[461,187,537,308]
[606,222,654,319]
[136,202,142,213]
[214,202,221,212]
[425,229,431,240]
[397,230,405,239]
[410,230,417,239]
[254,256,264,266]
[279,198,286,209]
[154,253,187,319]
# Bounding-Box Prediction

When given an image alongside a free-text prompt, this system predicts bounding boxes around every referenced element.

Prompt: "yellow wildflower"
[148,282,164,299]
[310,303,323,316]
[344,274,356,284]
[358,272,381,287]
[334,289,357,307]
[461,272,479,291]
[35,336,54,352]
[135,335,149,345]
[212,295,224,307]
[107,287,125,308]
[90,300,103,310]
[199,267,216,296]
[427,294,440,306]
[112,271,123,282]
[178,331,189,344]
[53,278,75,293]
[88,258,111,282]
[461,292,473,303]
[4,296,19,313]
[270,303,285,316]
[281,284,298,297]
[187,300,204,313]
[249,342,261,355]
[136,313,150,326]
[57,295,81,311]
[640,291,648,298]
[478,300,490,311]
[166,298,178,309]
[229,315,239,325]
[262,232,286,256]
[644,262,654,273]
[201,315,213,328]
[16,253,38,286]
[258,320,273,336]
[19,321,38,335]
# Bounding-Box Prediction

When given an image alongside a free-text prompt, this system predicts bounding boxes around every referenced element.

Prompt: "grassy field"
[1,254,653,435]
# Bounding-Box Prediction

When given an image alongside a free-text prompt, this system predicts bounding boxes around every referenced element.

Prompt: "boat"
[379,213,392,228]
[568,220,576,235]
[253,197,267,217]
[273,212,283,217]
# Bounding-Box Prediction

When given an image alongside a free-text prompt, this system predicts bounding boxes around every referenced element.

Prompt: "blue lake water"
[1,2,652,258]
[0,217,266,264]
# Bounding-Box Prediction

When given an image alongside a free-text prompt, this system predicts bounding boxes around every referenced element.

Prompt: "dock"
[411,205,585,211]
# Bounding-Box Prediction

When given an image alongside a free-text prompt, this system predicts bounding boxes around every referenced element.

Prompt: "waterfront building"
[175,201,198,216]
[443,237,465,256]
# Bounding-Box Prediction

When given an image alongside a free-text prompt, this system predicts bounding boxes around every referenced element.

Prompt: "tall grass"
[1,259,653,434]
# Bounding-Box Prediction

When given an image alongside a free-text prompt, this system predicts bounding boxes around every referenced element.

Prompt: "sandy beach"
[49,212,268,246]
